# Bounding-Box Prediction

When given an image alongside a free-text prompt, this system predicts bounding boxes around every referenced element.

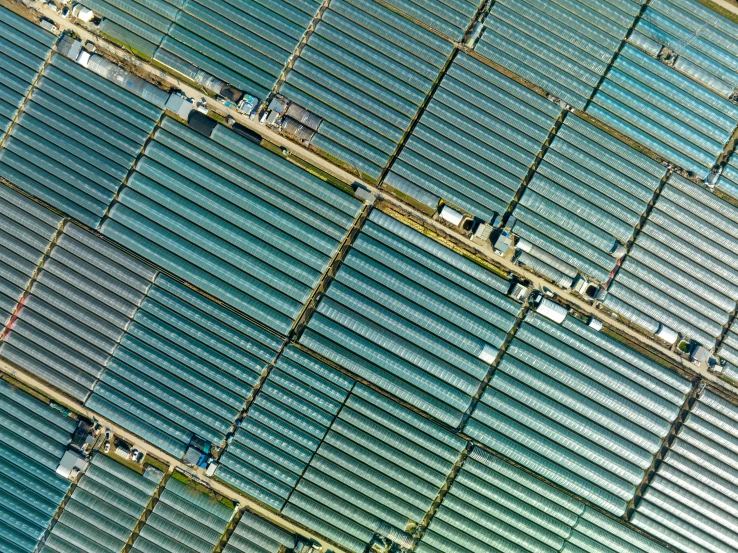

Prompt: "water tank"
[536,298,567,324]
[656,324,679,345]
[282,117,316,143]
[285,102,322,131]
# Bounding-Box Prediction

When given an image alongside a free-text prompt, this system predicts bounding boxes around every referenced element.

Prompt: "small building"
[115,442,131,460]
[166,93,193,119]
[56,450,88,480]
[535,297,568,324]
[188,111,217,137]
[57,34,82,60]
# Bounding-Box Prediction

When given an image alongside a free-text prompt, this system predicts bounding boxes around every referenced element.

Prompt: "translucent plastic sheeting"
[42,454,161,553]
[379,0,481,40]
[385,52,560,220]
[638,0,738,93]
[476,0,640,109]
[0,185,62,332]
[284,384,465,553]
[0,380,75,553]
[162,0,321,98]
[280,0,453,179]
[605,174,738,348]
[417,448,671,553]
[216,345,353,509]
[466,313,688,516]
[223,511,295,553]
[130,476,233,553]
[0,54,163,227]
[101,117,362,335]
[1,224,156,402]
[0,6,55,143]
[632,389,738,553]
[300,210,520,427]
[87,274,282,459]
[587,44,738,178]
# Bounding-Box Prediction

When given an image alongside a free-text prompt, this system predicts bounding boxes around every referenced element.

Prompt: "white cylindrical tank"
[439,205,465,226]
[536,298,567,324]
[656,324,679,344]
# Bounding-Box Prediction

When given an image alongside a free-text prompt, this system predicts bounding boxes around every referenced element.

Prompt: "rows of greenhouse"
[7,1,738,553]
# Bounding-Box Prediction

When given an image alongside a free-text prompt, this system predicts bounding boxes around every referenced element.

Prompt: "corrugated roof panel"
[0,224,156,402]
[101,117,362,336]
[87,274,282,459]
[283,384,465,552]
[467,313,689,516]
[0,6,55,143]
[42,454,161,553]
[300,210,520,427]
[0,380,75,553]
[280,0,453,180]
[0,55,163,227]
[475,0,640,110]
[587,44,738,178]
[385,52,560,220]
[130,477,233,553]
[216,345,353,509]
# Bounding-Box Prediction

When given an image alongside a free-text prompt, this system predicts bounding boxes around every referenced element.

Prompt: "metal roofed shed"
[603,174,738,350]
[55,450,88,480]
[222,511,295,553]
[188,110,217,137]
[299,209,522,427]
[466,313,691,516]
[165,92,193,119]
[534,297,568,324]
[0,224,156,403]
[42,453,161,553]
[474,0,641,110]
[279,0,454,180]
[216,346,354,510]
[100,116,363,336]
[632,389,738,553]
[385,52,561,220]
[129,476,234,553]
[283,384,466,553]
[86,274,283,459]
[0,379,76,553]
[514,114,667,284]
[0,54,164,227]
[0,6,56,143]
